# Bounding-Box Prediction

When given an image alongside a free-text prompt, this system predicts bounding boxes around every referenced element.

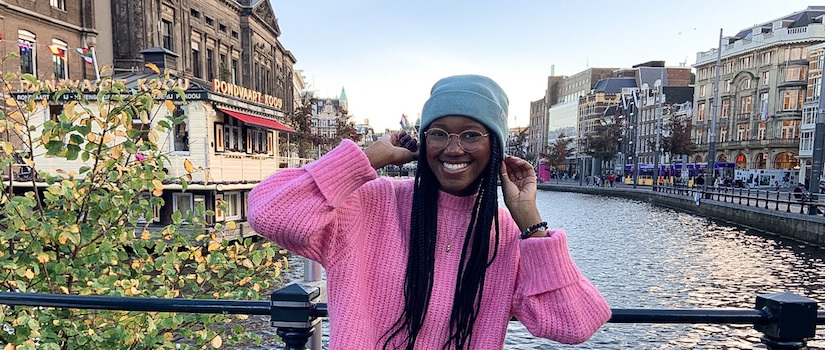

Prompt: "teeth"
[443,162,468,170]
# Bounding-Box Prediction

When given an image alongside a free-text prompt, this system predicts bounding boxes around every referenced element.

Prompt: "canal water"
[240,190,825,349]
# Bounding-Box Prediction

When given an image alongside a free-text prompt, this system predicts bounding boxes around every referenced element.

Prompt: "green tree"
[288,101,318,159]
[583,122,620,167]
[0,60,286,349]
[540,132,572,172]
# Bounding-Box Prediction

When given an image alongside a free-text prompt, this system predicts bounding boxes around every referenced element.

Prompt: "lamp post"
[704,29,723,194]
[653,70,664,191]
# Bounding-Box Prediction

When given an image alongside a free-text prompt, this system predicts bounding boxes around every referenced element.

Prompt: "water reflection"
[240,190,825,349]
[515,191,825,349]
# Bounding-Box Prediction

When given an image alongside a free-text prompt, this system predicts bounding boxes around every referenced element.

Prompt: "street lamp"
[704,29,724,195]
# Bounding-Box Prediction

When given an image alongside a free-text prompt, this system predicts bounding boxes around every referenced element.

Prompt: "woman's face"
[425,116,491,196]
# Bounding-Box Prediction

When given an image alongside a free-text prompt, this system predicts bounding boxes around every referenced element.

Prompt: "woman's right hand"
[364,131,419,169]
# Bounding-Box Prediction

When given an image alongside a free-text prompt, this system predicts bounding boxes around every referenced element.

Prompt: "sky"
[271,0,814,132]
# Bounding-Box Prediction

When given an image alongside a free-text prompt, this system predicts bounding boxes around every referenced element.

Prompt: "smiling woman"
[247,74,610,349]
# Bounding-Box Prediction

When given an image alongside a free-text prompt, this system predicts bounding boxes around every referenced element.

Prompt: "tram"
[623,162,735,186]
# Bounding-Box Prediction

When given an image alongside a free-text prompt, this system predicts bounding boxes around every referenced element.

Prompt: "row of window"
[214,115,275,155]
[693,120,800,143]
[696,88,808,121]
[140,191,247,224]
[696,48,807,80]
[17,30,73,79]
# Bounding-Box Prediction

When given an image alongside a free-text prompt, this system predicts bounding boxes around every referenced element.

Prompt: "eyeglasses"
[424,128,489,153]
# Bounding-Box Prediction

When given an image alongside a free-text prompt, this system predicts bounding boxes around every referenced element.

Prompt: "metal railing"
[654,183,825,217]
[1,286,823,350]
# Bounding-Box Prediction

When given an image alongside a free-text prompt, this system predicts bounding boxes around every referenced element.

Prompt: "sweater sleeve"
[247,140,377,266]
[511,231,612,344]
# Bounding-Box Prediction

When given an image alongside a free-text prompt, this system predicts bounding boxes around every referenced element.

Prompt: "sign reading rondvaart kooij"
[211,79,283,109]
[11,77,206,101]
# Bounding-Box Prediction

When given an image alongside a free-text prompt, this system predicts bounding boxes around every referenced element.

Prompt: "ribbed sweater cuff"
[519,230,584,296]
[304,139,377,206]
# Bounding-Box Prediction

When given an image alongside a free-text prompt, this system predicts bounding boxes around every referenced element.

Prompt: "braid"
[382,136,503,350]
[444,136,502,349]
[382,147,439,349]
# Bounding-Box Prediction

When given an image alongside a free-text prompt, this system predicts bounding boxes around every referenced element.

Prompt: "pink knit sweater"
[248,140,611,349]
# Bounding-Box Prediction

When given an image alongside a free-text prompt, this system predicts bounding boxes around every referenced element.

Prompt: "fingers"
[502,155,535,180]
[397,131,418,152]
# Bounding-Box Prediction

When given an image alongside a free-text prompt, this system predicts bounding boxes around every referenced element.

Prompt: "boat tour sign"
[211,79,283,109]
[12,77,206,101]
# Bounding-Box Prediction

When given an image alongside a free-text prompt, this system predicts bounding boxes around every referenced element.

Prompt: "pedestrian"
[248,75,610,349]
[793,183,805,201]
[608,173,616,188]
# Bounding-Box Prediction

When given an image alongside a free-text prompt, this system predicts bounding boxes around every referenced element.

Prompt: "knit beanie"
[420,75,509,154]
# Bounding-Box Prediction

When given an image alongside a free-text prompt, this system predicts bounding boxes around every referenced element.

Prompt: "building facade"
[691,6,825,176]
[5,0,305,239]
[0,0,99,82]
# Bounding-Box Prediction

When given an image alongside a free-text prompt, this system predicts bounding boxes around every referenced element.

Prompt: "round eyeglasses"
[424,128,489,153]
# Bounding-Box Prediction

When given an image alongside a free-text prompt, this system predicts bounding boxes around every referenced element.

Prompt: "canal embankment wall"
[539,184,825,247]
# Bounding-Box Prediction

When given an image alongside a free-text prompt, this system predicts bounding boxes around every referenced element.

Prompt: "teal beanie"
[420,75,509,154]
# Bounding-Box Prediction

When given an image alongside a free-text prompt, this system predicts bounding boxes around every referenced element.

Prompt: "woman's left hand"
[500,156,543,232]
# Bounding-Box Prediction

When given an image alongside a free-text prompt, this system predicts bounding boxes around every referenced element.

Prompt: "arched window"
[50,39,68,79]
[18,30,36,75]
[735,153,747,169]
[773,152,798,169]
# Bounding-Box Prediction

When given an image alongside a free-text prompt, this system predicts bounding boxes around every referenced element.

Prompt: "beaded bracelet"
[519,221,548,240]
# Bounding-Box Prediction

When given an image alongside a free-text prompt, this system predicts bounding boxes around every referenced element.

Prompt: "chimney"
[140,47,180,73]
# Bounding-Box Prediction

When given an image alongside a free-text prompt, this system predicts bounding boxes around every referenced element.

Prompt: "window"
[719,126,728,143]
[740,56,751,68]
[740,96,752,115]
[231,58,238,84]
[192,48,201,78]
[50,39,68,79]
[739,78,751,90]
[810,77,821,100]
[758,122,767,140]
[721,99,730,117]
[207,48,214,81]
[223,113,244,152]
[724,80,731,92]
[785,66,805,82]
[759,93,769,120]
[762,71,769,85]
[136,193,161,224]
[782,89,803,110]
[232,31,239,39]
[224,192,242,221]
[803,105,817,124]
[246,127,271,154]
[780,120,800,139]
[761,51,772,65]
[18,30,36,75]
[737,124,750,141]
[161,20,173,50]
[131,119,150,142]
[696,129,704,144]
[190,9,200,18]
[172,108,189,152]
[50,0,65,10]
[801,131,814,152]
[205,17,214,26]
[219,24,227,32]
[699,85,706,97]
[173,193,194,221]
[785,47,805,61]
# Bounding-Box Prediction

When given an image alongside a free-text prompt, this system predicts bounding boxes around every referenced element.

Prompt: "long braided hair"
[382,134,503,350]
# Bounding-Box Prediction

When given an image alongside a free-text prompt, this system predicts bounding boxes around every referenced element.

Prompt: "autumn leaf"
[210,335,223,348]
[145,62,160,74]
[184,159,194,173]
[165,100,176,112]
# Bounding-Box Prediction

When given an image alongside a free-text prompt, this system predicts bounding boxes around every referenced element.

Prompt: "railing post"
[271,282,325,350]
[754,292,818,350]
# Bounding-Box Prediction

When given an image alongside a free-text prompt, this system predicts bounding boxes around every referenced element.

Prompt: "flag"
[17,40,31,52]
[400,114,409,130]
[76,47,94,65]
[48,45,65,60]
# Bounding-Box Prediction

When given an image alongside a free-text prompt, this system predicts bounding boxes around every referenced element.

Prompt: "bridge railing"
[1,285,823,350]
[654,183,825,216]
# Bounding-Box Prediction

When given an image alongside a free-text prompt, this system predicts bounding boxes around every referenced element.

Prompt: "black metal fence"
[1,284,824,350]
[654,184,825,216]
